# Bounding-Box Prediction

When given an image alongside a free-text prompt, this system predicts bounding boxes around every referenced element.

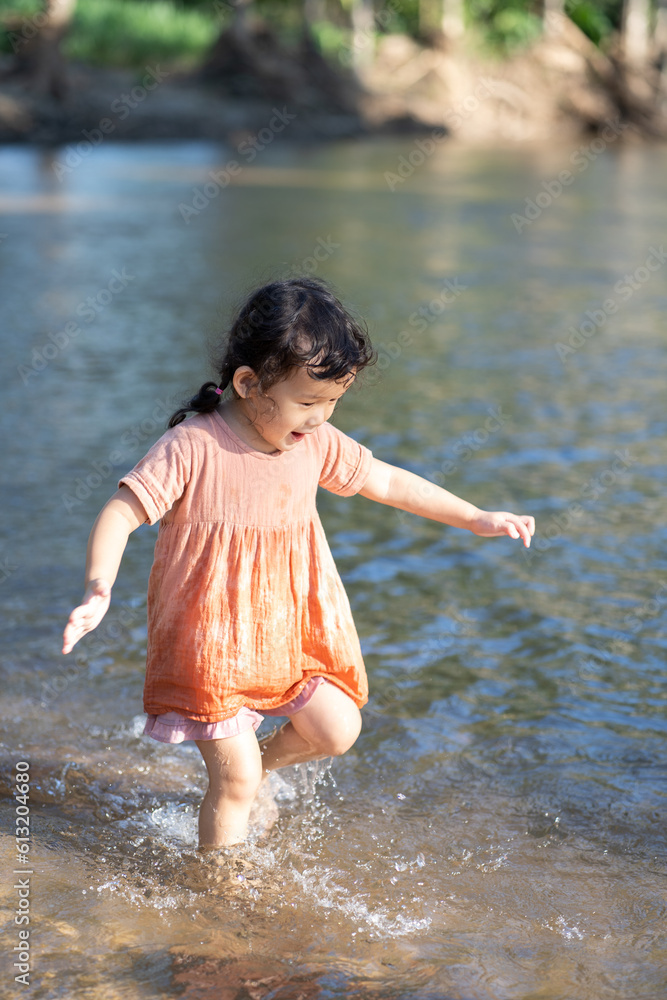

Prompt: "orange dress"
[118,408,373,723]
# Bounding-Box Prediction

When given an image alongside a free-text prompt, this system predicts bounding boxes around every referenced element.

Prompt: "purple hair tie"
[214,387,222,395]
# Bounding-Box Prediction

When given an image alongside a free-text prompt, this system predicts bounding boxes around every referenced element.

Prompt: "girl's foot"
[179,847,255,892]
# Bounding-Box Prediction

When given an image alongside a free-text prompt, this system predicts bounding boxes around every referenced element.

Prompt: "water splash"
[289,865,432,939]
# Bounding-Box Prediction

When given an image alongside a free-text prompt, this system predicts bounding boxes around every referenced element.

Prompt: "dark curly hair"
[168,276,377,428]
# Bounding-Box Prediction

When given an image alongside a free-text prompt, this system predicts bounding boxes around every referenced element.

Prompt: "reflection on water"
[0,137,666,998]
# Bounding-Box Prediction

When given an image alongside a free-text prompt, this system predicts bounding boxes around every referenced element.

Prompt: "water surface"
[0,135,666,999]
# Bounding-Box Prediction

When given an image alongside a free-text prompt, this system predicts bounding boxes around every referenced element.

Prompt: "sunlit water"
[1,135,666,999]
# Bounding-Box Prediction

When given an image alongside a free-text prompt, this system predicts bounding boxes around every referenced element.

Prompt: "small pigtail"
[168,380,225,428]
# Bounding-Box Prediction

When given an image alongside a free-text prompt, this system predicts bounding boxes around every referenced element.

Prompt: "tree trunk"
[656,0,667,49]
[18,0,77,101]
[349,0,375,69]
[621,0,651,64]
[542,0,565,38]
[303,0,327,24]
[228,0,253,39]
[655,0,667,94]
[655,0,667,72]
[441,0,465,40]
[419,0,442,36]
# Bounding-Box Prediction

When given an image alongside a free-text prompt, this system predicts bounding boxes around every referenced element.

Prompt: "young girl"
[62,277,535,851]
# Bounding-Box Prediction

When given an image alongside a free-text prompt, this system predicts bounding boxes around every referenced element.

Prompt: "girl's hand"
[62,578,112,654]
[470,510,535,548]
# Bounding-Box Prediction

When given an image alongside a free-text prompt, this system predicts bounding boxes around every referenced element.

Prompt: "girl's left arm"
[358,457,535,548]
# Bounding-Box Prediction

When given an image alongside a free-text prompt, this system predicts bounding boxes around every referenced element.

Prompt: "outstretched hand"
[62,578,112,654]
[470,510,536,548]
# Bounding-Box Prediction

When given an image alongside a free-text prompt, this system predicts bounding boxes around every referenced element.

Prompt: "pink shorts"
[143,676,326,744]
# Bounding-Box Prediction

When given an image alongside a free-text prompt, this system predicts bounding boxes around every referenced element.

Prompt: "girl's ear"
[232,366,259,399]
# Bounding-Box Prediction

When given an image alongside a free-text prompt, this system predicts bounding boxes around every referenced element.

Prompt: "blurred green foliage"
[0,0,628,69]
[566,0,618,46]
[466,0,543,54]
[0,0,219,67]
[66,0,218,68]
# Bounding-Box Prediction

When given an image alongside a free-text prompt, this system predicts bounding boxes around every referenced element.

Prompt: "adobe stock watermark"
[61,394,181,513]
[618,581,667,637]
[13,760,32,987]
[6,3,53,53]
[366,620,475,717]
[338,0,402,67]
[394,405,509,526]
[526,449,636,558]
[52,67,170,180]
[385,127,447,191]
[178,106,297,224]
[555,245,666,362]
[385,77,502,191]
[511,118,629,233]
[44,602,141,707]
[429,406,510,484]
[0,553,19,585]
[572,581,667,691]
[283,235,341,279]
[376,276,468,370]
[18,268,135,384]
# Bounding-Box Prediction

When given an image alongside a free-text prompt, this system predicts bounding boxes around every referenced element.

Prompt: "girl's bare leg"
[195,727,263,849]
[259,681,362,775]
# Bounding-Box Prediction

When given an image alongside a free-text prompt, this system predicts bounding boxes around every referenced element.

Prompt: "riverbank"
[0,13,665,147]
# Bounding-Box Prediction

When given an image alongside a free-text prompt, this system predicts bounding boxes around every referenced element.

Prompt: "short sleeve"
[317,421,373,497]
[118,423,194,525]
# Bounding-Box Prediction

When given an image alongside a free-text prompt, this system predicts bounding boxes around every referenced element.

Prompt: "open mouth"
[291,431,305,442]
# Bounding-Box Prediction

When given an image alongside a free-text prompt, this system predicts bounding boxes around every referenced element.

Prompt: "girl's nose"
[306,406,329,428]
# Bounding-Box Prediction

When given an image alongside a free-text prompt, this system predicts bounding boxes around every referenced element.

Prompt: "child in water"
[62,277,535,851]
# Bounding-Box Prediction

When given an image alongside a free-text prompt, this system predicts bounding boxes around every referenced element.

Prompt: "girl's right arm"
[62,485,149,655]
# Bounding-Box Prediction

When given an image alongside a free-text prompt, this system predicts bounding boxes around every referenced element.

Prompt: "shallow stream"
[0,134,666,998]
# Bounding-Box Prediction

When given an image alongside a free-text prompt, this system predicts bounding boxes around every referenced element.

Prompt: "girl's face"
[232,364,355,454]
